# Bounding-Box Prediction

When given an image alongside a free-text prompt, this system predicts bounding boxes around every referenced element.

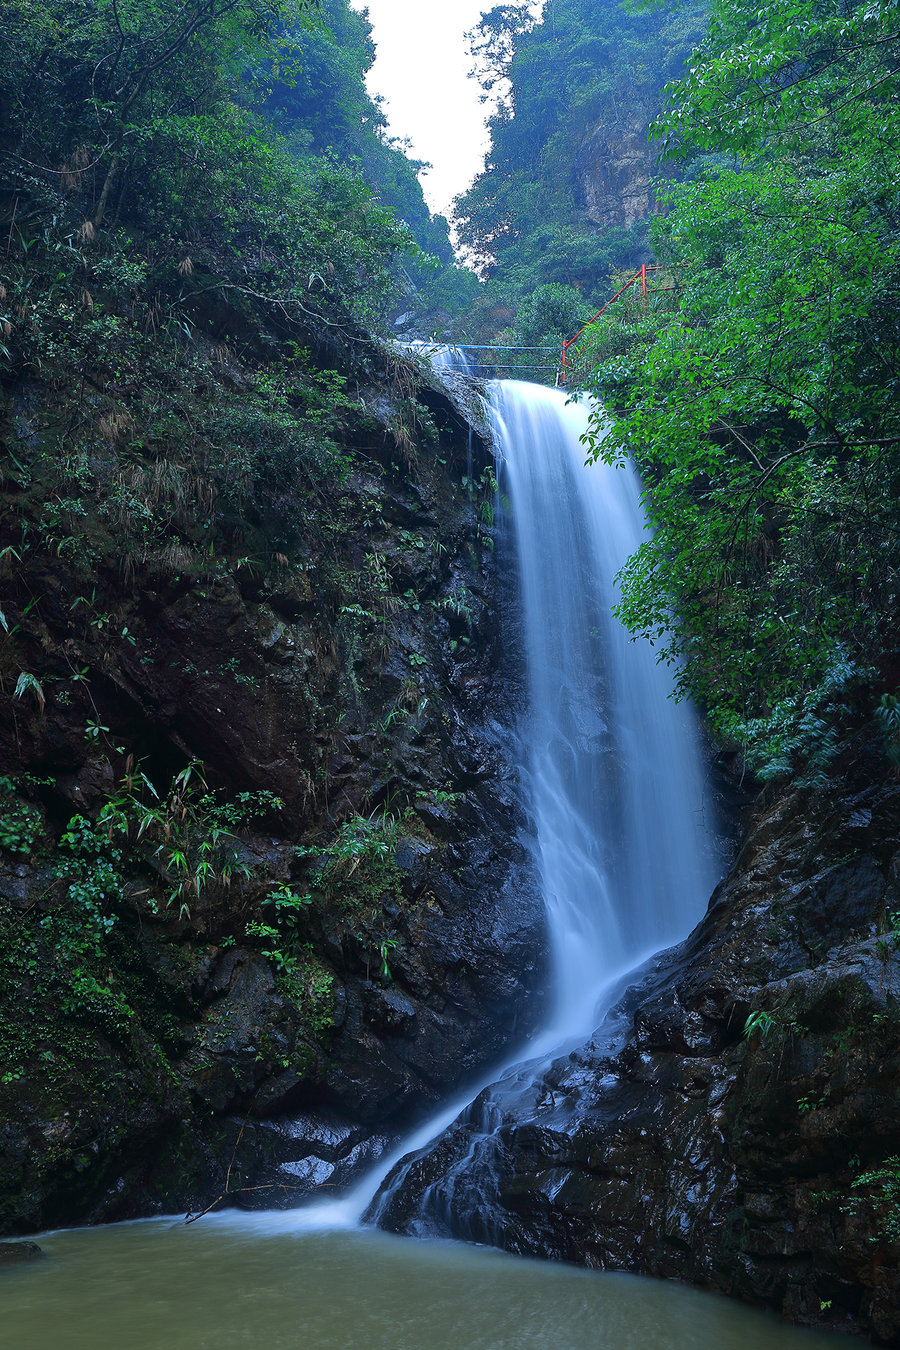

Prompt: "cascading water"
[430,344,476,376]
[493,380,716,1037]
[404,340,475,375]
[356,377,719,1234]
[252,374,718,1239]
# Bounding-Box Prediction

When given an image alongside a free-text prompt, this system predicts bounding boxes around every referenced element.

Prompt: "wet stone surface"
[377,745,900,1344]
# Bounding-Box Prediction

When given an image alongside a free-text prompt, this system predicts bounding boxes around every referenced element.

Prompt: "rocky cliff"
[0,317,547,1231]
[576,112,663,235]
[375,734,900,1343]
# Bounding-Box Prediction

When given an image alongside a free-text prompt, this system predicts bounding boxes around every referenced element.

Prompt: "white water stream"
[224,376,718,1236]
[492,380,716,1037]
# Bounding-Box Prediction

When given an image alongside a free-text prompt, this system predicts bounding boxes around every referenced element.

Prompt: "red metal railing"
[559,264,676,386]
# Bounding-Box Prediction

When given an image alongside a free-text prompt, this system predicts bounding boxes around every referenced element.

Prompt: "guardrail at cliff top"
[559,265,678,387]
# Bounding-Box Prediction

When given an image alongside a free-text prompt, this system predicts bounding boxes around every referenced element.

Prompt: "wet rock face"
[576,120,661,233]
[375,747,900,1344]
[0,367,547,1233]
[317,835,545,1130]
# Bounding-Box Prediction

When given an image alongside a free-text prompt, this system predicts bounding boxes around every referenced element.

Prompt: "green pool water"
[0,1214,856,1350]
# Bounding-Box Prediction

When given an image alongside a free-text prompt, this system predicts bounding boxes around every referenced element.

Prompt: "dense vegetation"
[453,0,705,353]
[579,0,900,780]
[0,0,454,640]
[0,0,473,341]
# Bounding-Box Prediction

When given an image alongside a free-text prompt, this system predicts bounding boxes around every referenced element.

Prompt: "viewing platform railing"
[446,344,560,382]
[559,264,679,387]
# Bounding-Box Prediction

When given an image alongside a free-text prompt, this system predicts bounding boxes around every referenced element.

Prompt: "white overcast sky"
[350,1,540,219]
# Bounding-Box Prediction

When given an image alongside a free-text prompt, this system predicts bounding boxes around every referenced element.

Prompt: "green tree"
[583,0,900,777]
[455,0,705,300]
[514,281,590,344]
[0,0,429,334]
[3,0,311,227]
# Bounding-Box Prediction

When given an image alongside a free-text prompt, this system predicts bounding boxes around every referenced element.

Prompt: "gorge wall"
[0,326,547,1232]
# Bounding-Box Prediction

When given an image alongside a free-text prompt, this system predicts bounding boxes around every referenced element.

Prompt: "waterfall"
[347,379,718,1232]
[404,340,475,374]
[266,377,718,1237]
[492,380,716,1037]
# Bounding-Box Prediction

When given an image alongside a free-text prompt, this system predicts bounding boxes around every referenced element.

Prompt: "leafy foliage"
[0,0,437,339]
[255,0,477,320]
[583,0,900,776]
[4,0,309,220]
[875,695,900,768]
[0,777,44,854]
[852,1156,900,1246]
[295,810,407,916]
[263,0,453,264]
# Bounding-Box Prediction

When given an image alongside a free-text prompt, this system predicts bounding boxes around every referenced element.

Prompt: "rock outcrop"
[576,118,662,234]
[0,347,547,1232]
[375,737,900,1344]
